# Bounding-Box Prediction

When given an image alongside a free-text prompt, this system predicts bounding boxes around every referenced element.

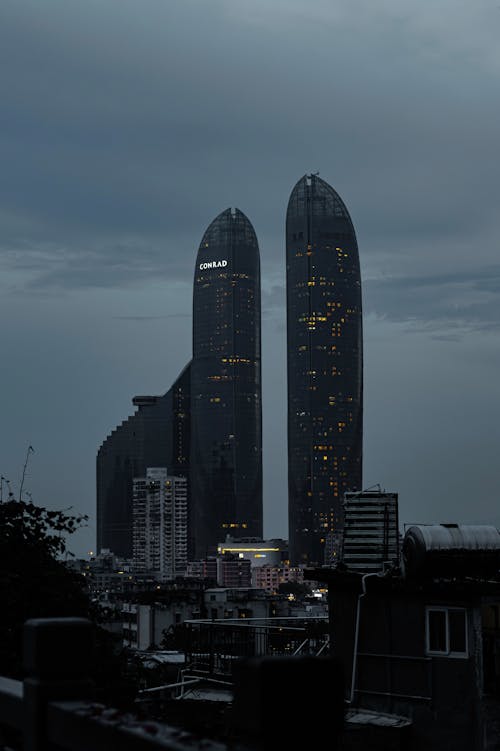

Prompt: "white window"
[425,607,468,658]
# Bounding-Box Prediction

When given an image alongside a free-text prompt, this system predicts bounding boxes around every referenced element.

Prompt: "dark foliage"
[0,500,91,677]
[0,500,134,706]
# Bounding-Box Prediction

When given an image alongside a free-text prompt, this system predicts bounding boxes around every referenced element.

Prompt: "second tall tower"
[286,174,363,565]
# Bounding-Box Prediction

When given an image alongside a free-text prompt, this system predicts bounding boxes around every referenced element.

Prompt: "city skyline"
[2,1,500,558]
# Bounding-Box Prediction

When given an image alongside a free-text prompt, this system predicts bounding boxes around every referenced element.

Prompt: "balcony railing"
[183,617,329,676]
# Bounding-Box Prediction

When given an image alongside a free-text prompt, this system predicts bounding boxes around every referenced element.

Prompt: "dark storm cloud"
[261,283,286,313]
[1,0,499,302]
[0,236,194,291]
[113,314,190,321]
[365,266,500,333]
[2,0,500,549]
[260,264,500,338]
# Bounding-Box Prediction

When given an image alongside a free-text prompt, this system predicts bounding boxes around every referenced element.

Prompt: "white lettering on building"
[199,260,228,270]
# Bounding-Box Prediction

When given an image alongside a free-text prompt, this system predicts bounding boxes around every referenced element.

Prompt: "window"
[426,607,468,657]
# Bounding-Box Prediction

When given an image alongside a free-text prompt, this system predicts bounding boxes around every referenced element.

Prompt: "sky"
[1,0,500,557]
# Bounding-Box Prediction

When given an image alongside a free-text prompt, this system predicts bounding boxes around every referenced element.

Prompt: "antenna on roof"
[19,445,34,502]
[363,483,382,493]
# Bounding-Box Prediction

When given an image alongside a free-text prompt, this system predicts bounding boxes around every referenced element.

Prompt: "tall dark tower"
[286,174,363,565]
[191,208,262,559]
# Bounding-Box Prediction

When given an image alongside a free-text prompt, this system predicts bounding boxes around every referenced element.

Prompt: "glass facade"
[286,175,363,565]
[96,362,191,557]
[191,208,262,559]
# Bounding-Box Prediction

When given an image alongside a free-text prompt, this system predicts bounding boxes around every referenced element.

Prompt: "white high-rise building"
[132,467,188,579]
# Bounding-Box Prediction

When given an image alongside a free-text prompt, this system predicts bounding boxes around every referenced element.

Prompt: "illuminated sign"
[199,260,228,270]
[218,547,280,553]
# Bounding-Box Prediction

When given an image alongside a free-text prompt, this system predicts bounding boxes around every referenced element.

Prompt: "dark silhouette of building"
[96,362,190,557]
[307,524,500,750]
[286,174,363,565]
[191,208,262,559]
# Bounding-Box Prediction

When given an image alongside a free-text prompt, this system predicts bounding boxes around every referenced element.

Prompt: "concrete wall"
[330,586,484,750]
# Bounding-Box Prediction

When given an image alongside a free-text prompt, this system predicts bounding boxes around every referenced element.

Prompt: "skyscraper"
[286,174,363,565]
[96,362,190,557]
[191,208,262,558]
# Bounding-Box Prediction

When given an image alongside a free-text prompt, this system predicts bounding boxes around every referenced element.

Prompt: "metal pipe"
[349,573,379,705]
[292,639,309,656]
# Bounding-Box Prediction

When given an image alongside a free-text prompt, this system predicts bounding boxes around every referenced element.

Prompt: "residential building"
[252,564,304,593]
[122,597,202,650]
[185,559,218,581]
[203,588,279,621]
[341,490,399,572]
[132,468,188,580]
[216,554,252,588]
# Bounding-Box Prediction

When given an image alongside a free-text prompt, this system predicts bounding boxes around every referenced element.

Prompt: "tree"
[0,499,133,705]
[0,500,91,675]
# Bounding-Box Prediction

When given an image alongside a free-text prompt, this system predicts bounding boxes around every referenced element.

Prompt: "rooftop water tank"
[403,524,500,579]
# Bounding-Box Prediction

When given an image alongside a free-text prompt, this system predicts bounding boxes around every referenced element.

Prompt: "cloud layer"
[1,0,500,553]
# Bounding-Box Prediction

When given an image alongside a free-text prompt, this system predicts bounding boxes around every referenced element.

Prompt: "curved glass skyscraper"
[286,174,363,565]
[191,208,262,558]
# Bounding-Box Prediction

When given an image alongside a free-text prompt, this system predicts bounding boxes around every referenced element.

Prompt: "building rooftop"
[304,567,500,598]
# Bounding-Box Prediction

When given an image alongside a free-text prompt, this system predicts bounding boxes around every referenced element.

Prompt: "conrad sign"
[199,260,228,270]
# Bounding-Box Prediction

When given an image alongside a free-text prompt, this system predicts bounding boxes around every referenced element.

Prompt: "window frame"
[425,606,468,658]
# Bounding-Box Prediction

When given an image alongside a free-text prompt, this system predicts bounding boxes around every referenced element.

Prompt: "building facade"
[215,554,252,588]
[191,208,263,558]
[286,174,363,565]
[97,362,190,557]
[252,564,304,593]
[341,491,399,573]
[132,468,188,580]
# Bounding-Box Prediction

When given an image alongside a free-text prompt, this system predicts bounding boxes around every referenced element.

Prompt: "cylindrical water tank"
[403,524,500,579]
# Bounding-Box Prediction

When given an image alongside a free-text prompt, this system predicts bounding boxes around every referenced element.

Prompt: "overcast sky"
[1,0,500,557]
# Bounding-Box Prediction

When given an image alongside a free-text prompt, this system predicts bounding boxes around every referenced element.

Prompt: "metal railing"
[183,617,329,676]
